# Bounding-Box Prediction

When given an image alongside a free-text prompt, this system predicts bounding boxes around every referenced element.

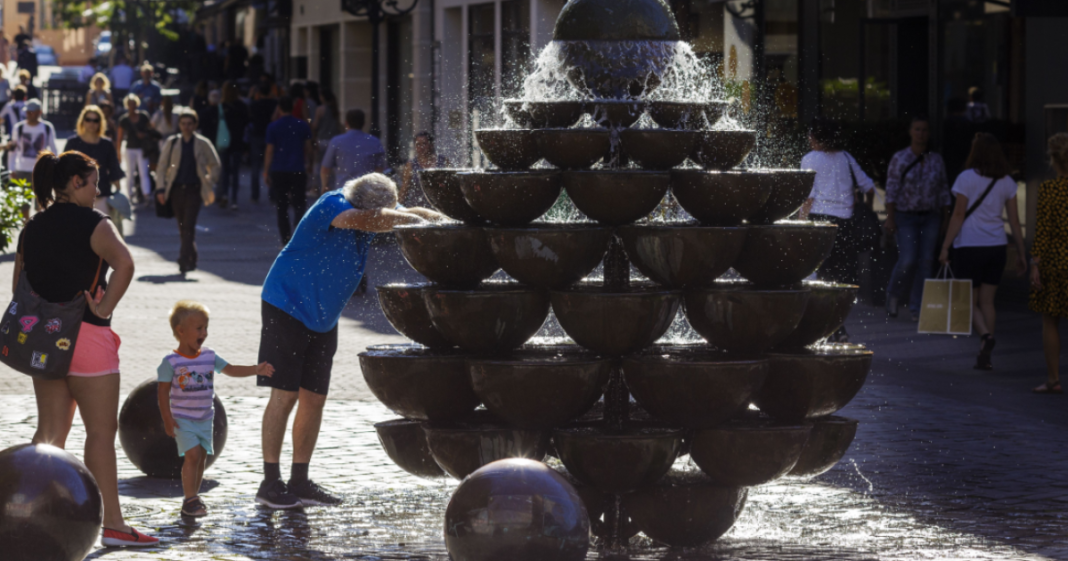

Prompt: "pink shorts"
[68,322,121,377]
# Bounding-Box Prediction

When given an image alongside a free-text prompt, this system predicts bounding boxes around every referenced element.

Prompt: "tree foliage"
[51,0,198,42]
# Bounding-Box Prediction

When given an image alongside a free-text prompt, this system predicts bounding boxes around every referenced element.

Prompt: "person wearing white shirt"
[799,120,877,342]
[939,133,1026,371]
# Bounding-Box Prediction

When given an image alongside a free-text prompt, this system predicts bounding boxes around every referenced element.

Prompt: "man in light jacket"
[155,107,221,274]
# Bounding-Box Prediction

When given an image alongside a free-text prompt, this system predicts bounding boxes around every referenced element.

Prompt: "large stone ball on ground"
[118,378,228,478]
[445,459,590,561]
[0,443,103,561]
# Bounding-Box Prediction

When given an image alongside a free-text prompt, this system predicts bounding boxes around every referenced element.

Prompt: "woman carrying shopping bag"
[939,133,1026,370]
[799,119,877,342]
[1029,133,1068,394]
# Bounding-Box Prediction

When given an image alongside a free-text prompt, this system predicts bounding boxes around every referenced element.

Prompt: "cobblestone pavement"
[0,169,1066,559]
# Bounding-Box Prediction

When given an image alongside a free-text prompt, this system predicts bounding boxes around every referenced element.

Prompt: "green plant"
[0,178,34,253]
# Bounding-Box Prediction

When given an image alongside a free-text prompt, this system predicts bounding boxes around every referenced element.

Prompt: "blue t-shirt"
[261,192,374,332]
[265,115,311,173]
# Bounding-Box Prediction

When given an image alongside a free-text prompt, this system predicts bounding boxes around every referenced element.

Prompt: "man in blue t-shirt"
[263,96,313,244]
[253,173,444,509]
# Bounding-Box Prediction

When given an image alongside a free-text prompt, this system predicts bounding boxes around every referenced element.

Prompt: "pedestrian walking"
[115,94,154,204]
[15,44,36,82]
[264,96,312,244]
[310,90,342,190]
[1029,133,1068,395]
[254,172,444,510]
[17,150,158,547]
[883,116,952,321]
[98,99,119,144]
[0,31,10,67]
[966,87,991,124]
[248,85,278,203]
[150,95,179,150]
[1,85,26,137]
[799,120,877,341]
[65,105,125,230]
[129,63,162,114]
[5,99,57,202]
[0,66,11,112]
[108,56,133,105]
[288,83,307,121]
[16,68,37,100]
[215,81,249,209]
[318,109,385,194]
[158,300,274,518]
[189,81,210,130]
[939,133,1026,370]
[200,89,221,159]
[85,72,113,108]
[399,131,449,208]
[155,108,222,274]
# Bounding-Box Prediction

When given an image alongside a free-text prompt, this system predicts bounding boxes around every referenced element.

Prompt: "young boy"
[158,300,275,517]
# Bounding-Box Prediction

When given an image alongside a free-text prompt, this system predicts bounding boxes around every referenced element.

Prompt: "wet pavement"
[0,170,1065,559]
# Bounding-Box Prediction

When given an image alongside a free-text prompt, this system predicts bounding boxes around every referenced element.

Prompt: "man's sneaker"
[289,479,343,506]
[101,527,159,547]
[885,296,899,318]
[255,479,303,509]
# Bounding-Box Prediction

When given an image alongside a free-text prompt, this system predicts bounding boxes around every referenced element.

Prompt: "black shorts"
[257,300,338,395]
[952,245,1007,287]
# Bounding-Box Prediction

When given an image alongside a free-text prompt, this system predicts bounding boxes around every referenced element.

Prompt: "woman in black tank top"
[14,151,157,546]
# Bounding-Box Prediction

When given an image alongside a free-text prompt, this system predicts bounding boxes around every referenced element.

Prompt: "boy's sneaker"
[289,479,343,506]
[101,527,159,547]
[255,479,303,509]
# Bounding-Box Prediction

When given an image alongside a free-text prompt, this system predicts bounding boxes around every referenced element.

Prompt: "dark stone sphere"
[445,459,590,561]
[0,443,103,561]
[119,378,228,478]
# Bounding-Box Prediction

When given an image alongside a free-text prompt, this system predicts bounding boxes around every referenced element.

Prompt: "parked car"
[35,45,58,66]
[94,31,111,59]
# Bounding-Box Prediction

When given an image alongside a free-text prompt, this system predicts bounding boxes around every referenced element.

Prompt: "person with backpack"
[938,134,1025,370]
[883,115,951,321]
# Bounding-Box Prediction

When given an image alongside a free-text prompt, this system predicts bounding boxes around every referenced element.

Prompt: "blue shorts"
[174,417,214,456]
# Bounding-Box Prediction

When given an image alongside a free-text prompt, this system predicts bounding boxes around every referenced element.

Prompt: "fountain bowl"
[374,419,447,479]
[424,412,550,480]
[624,472,747,547]
[619,129,698,170]
[417,169,484,223]
[622,351,768,429]
[469,349,611,429]
[458,171,562,226]
[563,171,669,225]
[502,99,534,127]
[553,423,684,494]
[423,283,550,353]
[648,101,706,130]
[702,101,728,127]
[359,345,478,422]
[748,169,818,224]
[789,416,860,477]
[755,344,872,422]
[475,129,541,170]
[690,413,812,486]
[671,170,774,226]
[485,224,612,288]
[777,282,859,348]
[534,129,612,169]
[684,282,810,353]
[619,224,747,288]
[394,224,499,288]
[691,130,757,170]
[552,283,681,355]
[444,458,590,561]
[376,284,452,349]
[589,100,645,128]
[504,99,587,129]
[732,222,838,288]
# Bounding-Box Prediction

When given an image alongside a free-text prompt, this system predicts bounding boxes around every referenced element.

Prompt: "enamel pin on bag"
[0,247,103,380]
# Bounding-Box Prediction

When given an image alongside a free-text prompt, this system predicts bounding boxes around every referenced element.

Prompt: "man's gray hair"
[344,173,398,210]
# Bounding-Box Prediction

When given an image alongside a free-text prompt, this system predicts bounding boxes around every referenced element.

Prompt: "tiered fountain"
[360,0,871,556]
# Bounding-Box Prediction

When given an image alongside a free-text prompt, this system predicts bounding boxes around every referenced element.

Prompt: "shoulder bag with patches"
[0,237,103,380]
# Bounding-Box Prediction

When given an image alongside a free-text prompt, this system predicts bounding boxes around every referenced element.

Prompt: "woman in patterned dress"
[1030,133,1068,394]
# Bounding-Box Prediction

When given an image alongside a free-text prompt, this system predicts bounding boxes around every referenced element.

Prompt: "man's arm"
[404,207,447,221]
[330,207,428,233]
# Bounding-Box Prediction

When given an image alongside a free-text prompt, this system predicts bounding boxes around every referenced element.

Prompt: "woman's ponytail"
[32,151,59,208]
[31,150,98,209]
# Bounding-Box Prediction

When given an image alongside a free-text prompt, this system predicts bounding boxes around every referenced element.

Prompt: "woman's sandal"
[1033,381,1063,394]
[181,496,208,517]
[974,334,995,371]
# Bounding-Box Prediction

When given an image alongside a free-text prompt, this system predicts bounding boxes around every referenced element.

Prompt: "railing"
[41,79,86,132]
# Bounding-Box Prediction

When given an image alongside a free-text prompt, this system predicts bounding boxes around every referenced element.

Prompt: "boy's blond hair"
[169,300,210,339]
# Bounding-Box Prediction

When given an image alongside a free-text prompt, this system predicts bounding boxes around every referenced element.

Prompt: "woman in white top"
[85,73,112,107]
[939,133,1026,371]
[150,96,179,152]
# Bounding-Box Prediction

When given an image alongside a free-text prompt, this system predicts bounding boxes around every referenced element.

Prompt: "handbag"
[917,264,972,336]
[846,153,881,253]
[0,240,104,380]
